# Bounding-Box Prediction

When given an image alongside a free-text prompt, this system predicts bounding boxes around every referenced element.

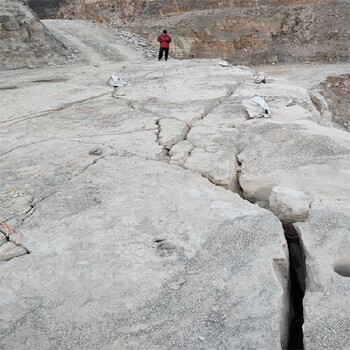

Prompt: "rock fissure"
[231,155,307,349]
[0,138,58,157]
[2,91,111,128]
[0,222,30,261]
[283,223,306,350]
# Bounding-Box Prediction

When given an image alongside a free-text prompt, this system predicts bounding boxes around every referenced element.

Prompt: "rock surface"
[1,20,350,350]
[0,0,68,69]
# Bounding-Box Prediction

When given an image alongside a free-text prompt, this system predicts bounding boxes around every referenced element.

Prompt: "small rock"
[177,278,186,286]
[198,336,205,341]
[168,283,180,291]
[89,147,102,156]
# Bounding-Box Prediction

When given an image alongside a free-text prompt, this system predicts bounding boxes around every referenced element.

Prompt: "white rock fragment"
[106,74,127,87]
[242,96,271,119]
[89,147,102,156]
[269,186,311,223]
[218,60,230,67]
[253,74,266,84]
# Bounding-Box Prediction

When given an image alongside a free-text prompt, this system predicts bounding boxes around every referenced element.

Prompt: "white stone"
[269,186,311,223]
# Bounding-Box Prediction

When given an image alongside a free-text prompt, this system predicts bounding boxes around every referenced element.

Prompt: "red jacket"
[157,34,172,49]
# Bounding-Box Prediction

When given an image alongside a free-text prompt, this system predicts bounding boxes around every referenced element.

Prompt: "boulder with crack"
[0,156,288,349]
[297,209,350,350]
[158,118,190,150]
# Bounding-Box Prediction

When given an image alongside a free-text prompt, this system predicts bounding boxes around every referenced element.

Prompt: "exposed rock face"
[27,0,60,19]
[315,74,350,131]
[0,0,67,69]
[57,0,350,64]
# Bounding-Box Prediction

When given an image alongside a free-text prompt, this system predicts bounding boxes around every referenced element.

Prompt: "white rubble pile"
[113,29,157,59]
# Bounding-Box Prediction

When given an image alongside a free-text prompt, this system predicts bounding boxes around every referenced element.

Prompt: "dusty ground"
[1,20,350,350]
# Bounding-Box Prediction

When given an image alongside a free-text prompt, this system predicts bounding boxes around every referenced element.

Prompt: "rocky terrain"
[315,74,350,131]
[0,0,69,69]
[53,0,350,65]
[1,12,350,348]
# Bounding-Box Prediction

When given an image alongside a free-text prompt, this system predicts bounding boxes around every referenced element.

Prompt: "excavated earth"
[1,12,350,350]
[53,0,350,65]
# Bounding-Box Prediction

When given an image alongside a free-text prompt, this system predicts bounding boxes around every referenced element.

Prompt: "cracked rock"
[158,118,190,149]
[185,148,238,190]
[0,242,27,261]
[169,140,194,165]
[269,186,311,223]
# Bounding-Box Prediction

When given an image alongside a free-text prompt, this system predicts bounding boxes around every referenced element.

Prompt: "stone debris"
[242,96,271,119]
[112,30,157,59]
[218,60,230,67]
[89,147,102,156]
[253,74,266,84]
[106,74,127,87]
[0,242,27,261]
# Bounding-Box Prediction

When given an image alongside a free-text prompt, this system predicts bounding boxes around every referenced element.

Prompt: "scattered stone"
[89,147,102,156]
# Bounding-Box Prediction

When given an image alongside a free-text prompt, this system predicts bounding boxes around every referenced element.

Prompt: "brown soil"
[318,75,350,131]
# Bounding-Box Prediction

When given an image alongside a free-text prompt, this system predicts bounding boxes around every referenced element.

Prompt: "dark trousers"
[158,48,169,61]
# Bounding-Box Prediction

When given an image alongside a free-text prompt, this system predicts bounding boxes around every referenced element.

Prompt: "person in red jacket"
[157,30,172,61]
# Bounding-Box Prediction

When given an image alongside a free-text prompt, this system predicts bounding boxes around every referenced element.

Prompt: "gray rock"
[0,242,27,261]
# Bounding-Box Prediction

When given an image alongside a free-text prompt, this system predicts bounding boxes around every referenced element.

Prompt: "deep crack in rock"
[283,224,306,350]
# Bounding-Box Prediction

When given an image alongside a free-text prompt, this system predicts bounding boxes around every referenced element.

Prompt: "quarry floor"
[1,20,350,350]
